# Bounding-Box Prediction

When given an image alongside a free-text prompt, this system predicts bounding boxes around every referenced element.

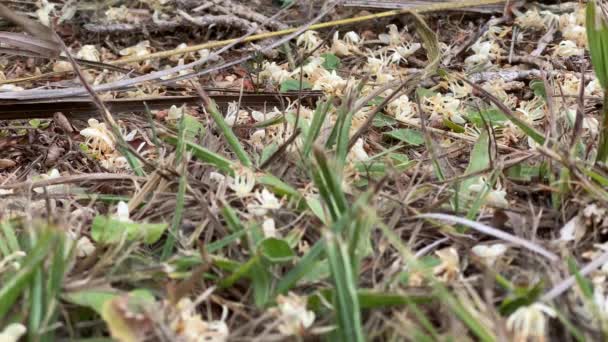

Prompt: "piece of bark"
[343,0,504,13]
[0,91,323,120]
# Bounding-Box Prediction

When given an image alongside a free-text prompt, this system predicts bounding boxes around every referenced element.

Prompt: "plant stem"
[598,91,608,163]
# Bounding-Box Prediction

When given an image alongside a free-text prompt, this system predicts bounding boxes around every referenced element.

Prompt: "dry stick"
[178,11,260,32]
[0,173,143,190]
[0,0,309,101]
[542,249,608,301]
[571,65,587,148]
[207,0,289,30]
[415,213,559,261]
[531,20,557,57]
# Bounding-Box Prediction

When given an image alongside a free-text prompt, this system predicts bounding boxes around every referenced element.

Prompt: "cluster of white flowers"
[423,93,464,124]
[168,298,229,342]
[79,119,137,172]
[331,31,362,56]
[465,39,503,69]
[468,177,509,208]
[506,302,556,341]
[272,292,315,336]
[433,247,460,282]
[259,61,291,84]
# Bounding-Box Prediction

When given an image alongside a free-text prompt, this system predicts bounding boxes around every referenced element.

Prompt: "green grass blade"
[326,232,365,342]
[0,230,56,319]
[206,99,252,167]
[162,115,189,260]
[302,100,331,157]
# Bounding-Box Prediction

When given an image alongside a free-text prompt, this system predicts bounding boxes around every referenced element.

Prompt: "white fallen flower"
[516,97,545,124]
[553,40,583,57]
[247,188,281,216]
[296,30,321,52]
[209,172,225,184]
[471,244,508,266]
[313,70,347,96]
[423,93,464,124]
[387,94,414,121]
[53,60,73,73]
[379,24,403,46]
[433,247,460,282]
[113,201,131,222]
[33,169,63,194]
[166,105,185,121]
[36,0,55,27]
[250,129,266,150]
[76,236,96,258]
[506,303,556,341]
[366,53,390,74]
[259,62,290,84]
[77,45,101,62]
[561,22,587,48]
[344,31,361,45]
[448,80,472,99]
[228,166,256,197]
[559,216,585,243]
[515,9,546,30]
[274,293,315,336]
[0,85,24,92]
[291,56,326,82]
[262,217,277,238]
[349,138,369,162]
[100,155,129,171]
[170,298,229,342]
[105,6,130,22]
[80,119,116,155]
[468,178,509,208]
[0,323,26,342]
[585,79,603,97]
[331,31,351,56]
[331,31,361,57]
[120,41,151,57]
[465,40,496,68]
[389,43,421,63]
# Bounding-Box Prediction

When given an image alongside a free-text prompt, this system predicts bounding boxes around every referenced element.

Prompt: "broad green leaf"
[442,119,465,133]
[372,113,397,127]
[63,290,118,315]
[101,293,154,342]
[384,128,424,146]
[182,114,205,141]
[164,137,234,173]
[260,142,279,166]
[466,108,507,126]
[530,80,547,100]
[499,281,544,316]
[280,78,312,92]
[321,53,341,70]
[259,238,295,263]
[91,216,168,244]
[29,119,41,128]
[461,130,490,194]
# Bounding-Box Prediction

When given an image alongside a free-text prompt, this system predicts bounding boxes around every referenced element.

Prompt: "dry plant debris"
[2,0,608,341]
